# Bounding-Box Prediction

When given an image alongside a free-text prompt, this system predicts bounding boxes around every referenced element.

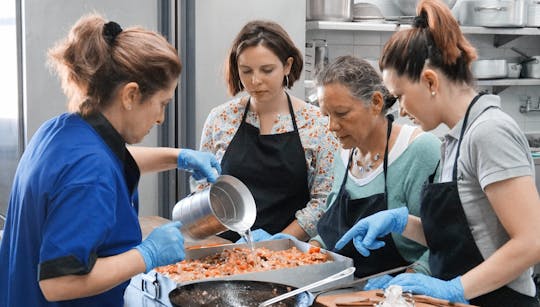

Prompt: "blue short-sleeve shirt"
[0,112,141,306]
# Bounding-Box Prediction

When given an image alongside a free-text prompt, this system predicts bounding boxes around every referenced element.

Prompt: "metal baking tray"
[128,239,354,306]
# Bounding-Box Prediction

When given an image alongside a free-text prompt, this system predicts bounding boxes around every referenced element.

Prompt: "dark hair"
[224,20,303,96]
[317,55,397,114]
[48,13,182,116]
[380,0,477,85]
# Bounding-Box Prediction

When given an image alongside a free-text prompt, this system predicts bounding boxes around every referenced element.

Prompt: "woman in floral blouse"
[196,20,338,242]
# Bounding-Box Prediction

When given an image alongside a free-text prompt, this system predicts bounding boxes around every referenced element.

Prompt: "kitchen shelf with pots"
[306,21,540,36]
[307,21,540,94]
[307,21,540,47]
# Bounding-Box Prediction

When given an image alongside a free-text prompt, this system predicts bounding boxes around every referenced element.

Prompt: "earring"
[431,91,436,96]
[285,75,290,88]
[127,105,132,110]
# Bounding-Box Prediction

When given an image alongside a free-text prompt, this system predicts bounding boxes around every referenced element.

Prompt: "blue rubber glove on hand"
[135,221,185,273]
[387,273,468,304]
[236,229,299,243]
[177,149,221,183]
[236,228,271,243]
[335,207,409,256]
[363,274,393,290]
[269,233,299,241]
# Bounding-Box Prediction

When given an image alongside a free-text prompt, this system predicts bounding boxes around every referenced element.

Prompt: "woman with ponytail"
[0,13,218,306]
[312,55,441,284]
[336,0,540,305]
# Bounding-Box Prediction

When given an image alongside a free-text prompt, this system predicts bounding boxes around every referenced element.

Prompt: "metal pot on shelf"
[528,0,540,26]
[525,56,540,79]
[458,0,527,27]
[471,59,508,79]
[307,0,353,21]
[393,0,457,16]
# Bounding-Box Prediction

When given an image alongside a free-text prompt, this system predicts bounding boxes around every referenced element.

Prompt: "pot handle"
[474,6,507,12]
[258,267,356,307]
[141,272,161,301]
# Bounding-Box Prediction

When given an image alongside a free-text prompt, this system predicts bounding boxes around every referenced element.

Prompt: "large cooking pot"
[458,0,527,27]
[471,59,508,79]
[168,280,311,307]
[307,0,353,21]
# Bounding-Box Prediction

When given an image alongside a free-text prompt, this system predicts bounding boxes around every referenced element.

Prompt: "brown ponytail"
[48,13,182,116]
[380,0,477,84]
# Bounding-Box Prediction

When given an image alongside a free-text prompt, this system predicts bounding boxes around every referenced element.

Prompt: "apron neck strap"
[452,93,484,181]
[383,114,394,197]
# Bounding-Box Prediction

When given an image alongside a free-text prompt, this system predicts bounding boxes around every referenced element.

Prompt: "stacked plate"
[353,2,385,22]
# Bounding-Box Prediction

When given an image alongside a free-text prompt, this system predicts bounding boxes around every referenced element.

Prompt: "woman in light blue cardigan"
[312,55,440,286]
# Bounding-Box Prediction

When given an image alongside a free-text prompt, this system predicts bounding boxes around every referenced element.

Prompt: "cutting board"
[314,289,478,307]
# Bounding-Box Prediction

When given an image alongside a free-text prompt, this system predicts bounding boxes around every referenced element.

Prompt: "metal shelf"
[306,21,540,35]
[477,79,540,86]
[477,79,540,94]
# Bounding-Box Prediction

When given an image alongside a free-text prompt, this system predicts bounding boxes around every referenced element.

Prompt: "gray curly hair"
[317,55,396,113]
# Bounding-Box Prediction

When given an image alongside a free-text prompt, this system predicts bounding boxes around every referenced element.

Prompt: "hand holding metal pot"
[177,149,221,183]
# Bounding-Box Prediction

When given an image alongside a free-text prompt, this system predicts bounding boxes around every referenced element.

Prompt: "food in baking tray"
[155,246,330,282]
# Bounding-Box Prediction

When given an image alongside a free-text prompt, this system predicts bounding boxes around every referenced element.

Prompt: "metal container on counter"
[307,0,353,21]
[172,175,256,240]
[127,239,354,306]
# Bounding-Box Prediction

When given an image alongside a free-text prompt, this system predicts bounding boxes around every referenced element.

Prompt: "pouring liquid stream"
[238,229,257,264]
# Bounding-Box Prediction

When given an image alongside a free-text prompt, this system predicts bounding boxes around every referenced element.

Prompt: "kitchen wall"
[306,30,540,134]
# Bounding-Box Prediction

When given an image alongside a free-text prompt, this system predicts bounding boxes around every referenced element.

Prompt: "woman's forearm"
[402,215,427,246]
[39,249,146,301]
[461,236,540,300]
[282,220,310,241]
[128,146,179,174]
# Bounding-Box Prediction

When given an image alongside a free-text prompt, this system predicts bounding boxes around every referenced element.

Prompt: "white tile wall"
[306,29,540,134]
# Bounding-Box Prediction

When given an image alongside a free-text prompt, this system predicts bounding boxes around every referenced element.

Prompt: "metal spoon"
[258,267,356,307]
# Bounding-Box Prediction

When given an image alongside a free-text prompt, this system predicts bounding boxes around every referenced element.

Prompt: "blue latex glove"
[387,273,469,304]
[177,149,221,183]
[269,233,299,241]
[335,207,409,256]
[236,229,272,243]
[135,221,185,273]
[363,274,393,290]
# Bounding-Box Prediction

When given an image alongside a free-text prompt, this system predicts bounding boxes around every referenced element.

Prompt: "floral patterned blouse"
[196,96,338,237]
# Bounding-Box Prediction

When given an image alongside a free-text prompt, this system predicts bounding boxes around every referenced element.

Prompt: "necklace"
[353,149,380,174]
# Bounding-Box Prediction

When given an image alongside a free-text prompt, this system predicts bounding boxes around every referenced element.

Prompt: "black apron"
[317,115,410,278]
[420,94,539,306]
[219,93,310,242]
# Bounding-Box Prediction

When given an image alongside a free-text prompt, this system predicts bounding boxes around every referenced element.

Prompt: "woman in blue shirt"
[0,14,219,306]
